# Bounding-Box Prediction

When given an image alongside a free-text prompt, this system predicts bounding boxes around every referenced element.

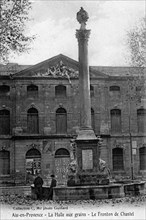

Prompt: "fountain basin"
[53,184,125,200]
[123,181,145,196]
[53,181,145,201]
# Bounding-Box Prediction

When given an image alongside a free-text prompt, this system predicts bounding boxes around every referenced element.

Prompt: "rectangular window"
[0,110,10,135]
[113,148,124,171]
[137,109,146,133]
[0,151,10,175]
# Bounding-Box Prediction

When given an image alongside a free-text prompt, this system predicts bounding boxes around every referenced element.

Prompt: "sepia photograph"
[0,0,146,219]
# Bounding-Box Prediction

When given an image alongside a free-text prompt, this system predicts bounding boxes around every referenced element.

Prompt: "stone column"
[76,8,96,140]
[76,29,91,128]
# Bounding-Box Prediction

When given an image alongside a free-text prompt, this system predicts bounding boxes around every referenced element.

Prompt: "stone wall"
[0,72,146,183]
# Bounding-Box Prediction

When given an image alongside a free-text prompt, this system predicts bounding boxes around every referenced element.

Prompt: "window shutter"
[56,108,67,134]
[0,151,10,175]
[0,110,10,135]
[111,109,121,132]
[139,147,146,170]
[113,148,124,171]
[27,108,39,134]
[137,109,146,133]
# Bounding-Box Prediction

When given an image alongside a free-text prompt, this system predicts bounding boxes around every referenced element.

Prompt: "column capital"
[76,29,90,43]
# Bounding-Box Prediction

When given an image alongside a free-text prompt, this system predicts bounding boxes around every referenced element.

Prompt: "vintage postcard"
[0,0,145,219]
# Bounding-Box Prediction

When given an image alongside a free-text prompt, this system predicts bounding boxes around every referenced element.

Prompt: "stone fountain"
[66,7,110,187]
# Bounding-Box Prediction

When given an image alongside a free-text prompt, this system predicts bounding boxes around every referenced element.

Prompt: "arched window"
[0,150,10,175]
[111,109,121,132]
[139,147,146,170]
[0,109,10,135]
[0,85,10,98]
[55,85,66,97]
[112,148,124,171]
[55,148,70,158]
[137,108,146,133]
[56,108,67,134]
[27,108,39,134]
[26,149,41,175]
[109,86,120,92]
[90,85,94,97]
[26,148,41,158]
[27,84,38,97]
[91,108,95,130]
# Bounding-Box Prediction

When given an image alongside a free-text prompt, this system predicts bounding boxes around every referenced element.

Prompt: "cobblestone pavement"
[0,193,146,207]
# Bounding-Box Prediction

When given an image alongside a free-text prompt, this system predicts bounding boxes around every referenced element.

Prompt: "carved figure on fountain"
[97,136,111,184]
[99,158,111,178]
[67,139,78,186]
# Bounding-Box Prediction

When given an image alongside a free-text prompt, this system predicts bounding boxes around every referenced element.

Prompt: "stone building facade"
[0,54,146,185]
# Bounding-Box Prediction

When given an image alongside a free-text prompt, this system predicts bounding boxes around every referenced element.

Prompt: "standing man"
[48,174,57,200]
[33,173,44,200]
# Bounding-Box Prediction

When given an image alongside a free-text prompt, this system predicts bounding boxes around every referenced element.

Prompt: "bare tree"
[125,18,145,179]
[127,18,146,68]
[0,0,35,63]
[126,18,145,107]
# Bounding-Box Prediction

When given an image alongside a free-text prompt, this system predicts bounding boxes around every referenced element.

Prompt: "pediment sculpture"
[34,61,79,83]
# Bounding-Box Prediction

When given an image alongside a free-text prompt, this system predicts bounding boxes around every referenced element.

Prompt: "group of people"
[33,173,57,200]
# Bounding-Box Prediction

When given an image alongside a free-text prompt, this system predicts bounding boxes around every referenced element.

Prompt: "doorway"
[25,148,41,183]
[55,148,70,185]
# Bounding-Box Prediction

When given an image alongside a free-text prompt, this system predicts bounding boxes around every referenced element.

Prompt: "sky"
[10,0,145,66]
